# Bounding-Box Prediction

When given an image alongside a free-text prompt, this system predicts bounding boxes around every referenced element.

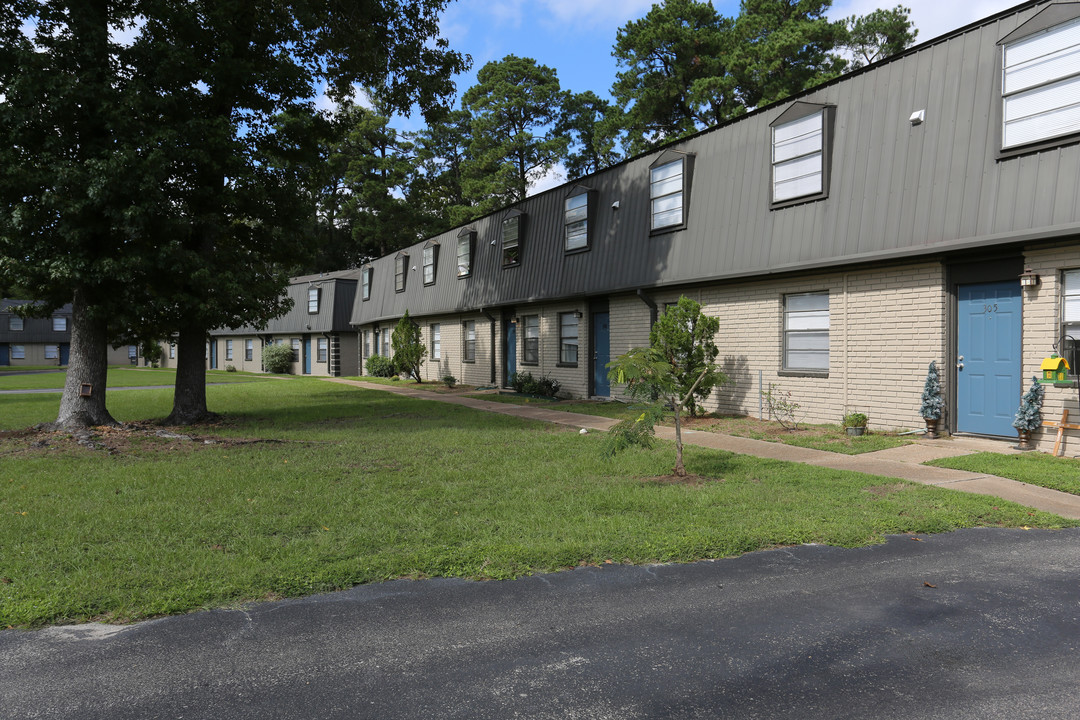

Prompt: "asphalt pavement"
[3,528,1080,719]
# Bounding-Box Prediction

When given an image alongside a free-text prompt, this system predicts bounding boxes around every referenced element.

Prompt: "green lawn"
[0,367,272,391]
[928,452,1080,496]
[1,380,1074,628]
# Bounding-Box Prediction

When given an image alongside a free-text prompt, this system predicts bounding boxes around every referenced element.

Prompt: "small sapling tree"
[606,296,726,476]
[392,310,427,382]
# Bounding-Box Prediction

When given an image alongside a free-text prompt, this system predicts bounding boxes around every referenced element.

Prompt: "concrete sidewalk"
[326,378,1080,520]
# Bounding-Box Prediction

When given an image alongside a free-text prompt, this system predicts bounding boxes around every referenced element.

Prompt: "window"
[463,320,476,362]
[1002,14,1080,149]
[395,253,408,293]
[423,242,439,285]
[317,337,328,363]
[45,344,58,359]
[245,339,253,361]
[169,343,176,359]
[128,345,137,362]
[364,330,371,358]
[457,229,474,277]
[308,286,320,313]
[362,266,372,301]
[559,312,579,365]
[225,339,234,361]
[650,157,684,230]
[381,328,390,357]
[8,316,22,331]
[783,292,829,372]
[771,105,827,204]
[52,317,67,332]
[503,211,523,267]
[564,191,589,251]
[11,345,24,359]
[1062,270,1080,369]
[291,338,300,362]
[431,323,441,359]
[523,315,539,364]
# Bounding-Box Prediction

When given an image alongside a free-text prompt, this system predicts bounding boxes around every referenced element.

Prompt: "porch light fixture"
[1019,268,1040,287]
[573,310,583,319]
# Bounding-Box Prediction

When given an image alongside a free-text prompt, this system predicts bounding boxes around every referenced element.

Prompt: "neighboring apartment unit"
[351,0,1080,452]
[0,300,141,366]
[190,270,362,377]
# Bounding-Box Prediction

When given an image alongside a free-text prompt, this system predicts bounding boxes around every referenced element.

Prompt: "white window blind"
[650,158,684,229]
[1003,18,1080,148]
[772,112,823,202]
[784,292,830,371]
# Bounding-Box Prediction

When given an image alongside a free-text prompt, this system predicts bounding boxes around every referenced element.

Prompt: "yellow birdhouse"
[1040,354,1071,384]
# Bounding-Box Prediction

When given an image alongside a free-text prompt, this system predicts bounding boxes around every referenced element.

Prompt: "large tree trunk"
[55,289,118,429]
[163,322,216,425]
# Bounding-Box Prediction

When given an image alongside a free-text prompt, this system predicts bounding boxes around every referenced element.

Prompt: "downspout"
[482,308,497,385]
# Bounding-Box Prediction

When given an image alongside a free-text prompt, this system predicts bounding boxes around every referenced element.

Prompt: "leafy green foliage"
[365,355,397,378]
[762,383,801,430]
[262,343,295,375]
[556,91,621,179]
[603,404,668,456]
[1013,377,1044,432]
[841,4,918,70]
[842,412,868,428]
[607,296,725,475]
[391,310,427,382]
[920,361,945,420]
[510,372,562,397]
[442,375,457,389]
[461,55,569,212]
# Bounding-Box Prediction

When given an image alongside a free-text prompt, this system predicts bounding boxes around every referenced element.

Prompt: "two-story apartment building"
[351,0,1080,451]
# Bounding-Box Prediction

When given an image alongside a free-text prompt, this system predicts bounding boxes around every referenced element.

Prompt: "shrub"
[442,375,457,389]
[262,343,294,374]
[391,310,426,382]
[920,361,945,420]
[225,364,237,373]
[762,383,800,431]
[366,355,396,378]
[842,412,868,428]
[510,372,561,397]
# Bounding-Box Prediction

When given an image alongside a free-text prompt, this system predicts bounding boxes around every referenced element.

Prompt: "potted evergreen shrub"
[1013,376,1044,451]
[920,361,945,439]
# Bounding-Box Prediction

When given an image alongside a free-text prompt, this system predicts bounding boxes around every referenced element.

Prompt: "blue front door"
[592,312,610,397]
[957,281,1022,436]
[59,343,70,365]
[0,344,8,365]
[304,337,312,375]
[506,322,516,383]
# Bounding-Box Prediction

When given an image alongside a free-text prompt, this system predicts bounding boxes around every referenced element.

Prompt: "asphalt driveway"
[3,527,1079,719]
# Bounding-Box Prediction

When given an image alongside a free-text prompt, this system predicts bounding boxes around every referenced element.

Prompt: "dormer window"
[770,102,833,207]
[423,240,439,286]
[307,286,320,314]
[361,266,372,301]
[564,186,592,252]
[502,210,524,267]
[649,150,693,232]
[395,252,408,293]
[457,228,475,277]
[1000,8,1080,150]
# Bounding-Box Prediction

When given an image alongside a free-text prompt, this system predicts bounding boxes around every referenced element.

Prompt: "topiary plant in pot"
[920,361,945,438]
[1013,376,1044,451]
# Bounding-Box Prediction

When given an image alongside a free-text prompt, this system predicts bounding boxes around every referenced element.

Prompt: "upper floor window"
[423,241,439,286]
[564,188,590,252]
[52,316,67,332]
[770,102,832,206]
[395,253,408,293]
[783,291,829,372]
[8,316,23,331]
[650,155,686,231]
[361,266,372,301]
[1001,12,1080,150]
[307,286,320,314]
[503,211,523,267]
[457,228,475,277]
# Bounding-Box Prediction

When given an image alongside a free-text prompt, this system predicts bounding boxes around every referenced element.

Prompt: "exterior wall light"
[1019,268,1040,287]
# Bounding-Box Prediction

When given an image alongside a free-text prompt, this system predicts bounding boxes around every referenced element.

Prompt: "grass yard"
[466,395,911,454]
[1,380,1074,628]
[928,452,1080,496]
[345,376,479,393]
[0,367,272,391]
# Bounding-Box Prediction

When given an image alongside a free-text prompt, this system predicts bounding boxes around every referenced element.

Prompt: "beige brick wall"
[608,262,948,430]
[510,301,590,398]
[1021,244,1080,454]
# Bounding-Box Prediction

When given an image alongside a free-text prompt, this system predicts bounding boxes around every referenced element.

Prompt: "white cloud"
[829,0,1020,44]
[538,0,655,30]
[528,162,566,197]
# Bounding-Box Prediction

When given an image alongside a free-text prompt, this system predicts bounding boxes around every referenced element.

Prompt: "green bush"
[366,355,396,378]
[225,364,237,373]
[442,375,457,389]
[262,343,294,374]
[510,371,561,397]
[842,412,868,428]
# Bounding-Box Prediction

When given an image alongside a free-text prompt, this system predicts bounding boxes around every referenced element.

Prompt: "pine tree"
[1013,377,1044,432]
[920,361,944,420]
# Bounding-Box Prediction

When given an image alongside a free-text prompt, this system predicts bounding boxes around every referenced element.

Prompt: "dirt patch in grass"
[0,421,294,457]
[640,473,715,487]
[675,414,912,455]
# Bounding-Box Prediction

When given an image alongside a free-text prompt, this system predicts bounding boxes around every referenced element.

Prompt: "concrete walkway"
[327,378,1080,520]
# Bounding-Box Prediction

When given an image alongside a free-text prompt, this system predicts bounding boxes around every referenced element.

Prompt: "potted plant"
[1013,376,1044,451]
[842,412,868,436]
[920,361,945,439]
